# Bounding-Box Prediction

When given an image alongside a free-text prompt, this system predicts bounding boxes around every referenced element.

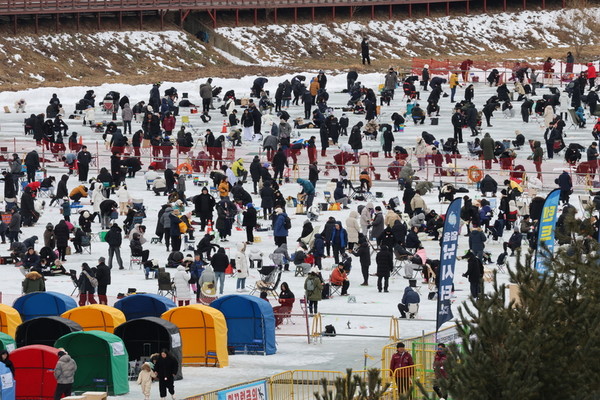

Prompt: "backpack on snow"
[323,324,337,337]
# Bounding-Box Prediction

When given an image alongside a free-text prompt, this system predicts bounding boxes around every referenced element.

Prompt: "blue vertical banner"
[534,189,561,273]
[436,198,462,332]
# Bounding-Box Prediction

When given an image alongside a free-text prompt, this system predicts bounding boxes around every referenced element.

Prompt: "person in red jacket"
[433,343,448,399]
[587,63,597,89]
[460,59,473,82]
[389,342,414,397]
[432,147,444,176]
[161,112,176,136]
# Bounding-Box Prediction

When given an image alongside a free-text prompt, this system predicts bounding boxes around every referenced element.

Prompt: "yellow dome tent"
[0,304,22,338]
[162,304,228,367]
[61,304,126,333]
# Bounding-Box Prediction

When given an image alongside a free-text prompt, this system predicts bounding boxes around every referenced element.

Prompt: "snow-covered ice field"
[0,71,593,398]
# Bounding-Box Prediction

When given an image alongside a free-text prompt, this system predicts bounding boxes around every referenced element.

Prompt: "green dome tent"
[54,331,129,395]
[0,332,16,352]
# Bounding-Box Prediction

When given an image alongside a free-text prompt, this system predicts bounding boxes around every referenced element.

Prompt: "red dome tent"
[11,345,59,400]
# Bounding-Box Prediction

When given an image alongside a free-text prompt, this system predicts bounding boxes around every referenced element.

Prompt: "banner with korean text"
[534,189,560,273]
[218,380,268,400]
[436,198,462,332]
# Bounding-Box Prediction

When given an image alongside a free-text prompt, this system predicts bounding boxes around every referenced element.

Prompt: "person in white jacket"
[92,184,106,214]
[235,242,249,292]
[117,185,131,215]
[414,138,428,171]
[360,202,374,236]
[173,265,191,306]
[345,210,361,249]
[248,247,264,269]
[136,362,156,400]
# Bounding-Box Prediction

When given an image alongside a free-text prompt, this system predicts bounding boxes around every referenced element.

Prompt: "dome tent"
[55,331,129,395]
[113,293,176,320]
[114,317,183,379]
[15,316,82,348]
[210,295,276,355]
[161,304,229,367]
[11,345,59,400]
[12,292,77,321]
[61,304,126,333]
[0,332,16,352]
[0,304,22,338]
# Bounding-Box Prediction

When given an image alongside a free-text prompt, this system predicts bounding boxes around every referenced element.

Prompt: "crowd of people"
[1,50,599,356]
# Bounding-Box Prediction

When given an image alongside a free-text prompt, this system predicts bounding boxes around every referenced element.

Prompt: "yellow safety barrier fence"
[187,367,427,400]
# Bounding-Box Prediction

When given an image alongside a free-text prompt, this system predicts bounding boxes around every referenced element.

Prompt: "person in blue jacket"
[398,286,421,318]
[273,208,289,246]
[297,178,315,208]
[330,221,348,264]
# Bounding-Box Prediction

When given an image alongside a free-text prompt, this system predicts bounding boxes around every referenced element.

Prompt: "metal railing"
[0,0,467,15]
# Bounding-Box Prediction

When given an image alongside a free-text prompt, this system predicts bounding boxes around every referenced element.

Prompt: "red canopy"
[11,344,59,400]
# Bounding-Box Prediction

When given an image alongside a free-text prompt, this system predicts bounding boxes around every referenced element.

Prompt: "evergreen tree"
[438,214,600,400]
[313,368,392,400]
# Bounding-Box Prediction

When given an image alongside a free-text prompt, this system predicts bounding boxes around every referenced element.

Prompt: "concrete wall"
[182,13,257,64]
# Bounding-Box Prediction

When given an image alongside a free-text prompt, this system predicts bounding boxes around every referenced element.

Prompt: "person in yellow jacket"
[231,158,248,183]
[218,177,230,199]
[69,185,88,202]
[309,77,320,104]
[449,72,462,103]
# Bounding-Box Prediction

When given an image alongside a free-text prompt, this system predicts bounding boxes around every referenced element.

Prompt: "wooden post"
[55,13,59,32]
[388,4,392,19]
[408,4,412,18]
[446,1,449,16]
[35,14,38,34]
[503,0,507,11]
[371,5,374,19]
[483,0,487,12]
[254,8,257,25]
[235,9,239,26]
[542,0,545,9]
[139,11,143,30]
[12,15,16,34]
[160,11,164,29]
[76,13,80,31]
[97,12,101,29]
[294,7,297,23]
[426,2,430,16]
[119,11,122,29]
[212,9,217,28]
[274,8,277,24]
[523,0,526,10]
[466,0,469,15]
[350,6,353,18]
[332,6,336,21]
[311,7,315,22]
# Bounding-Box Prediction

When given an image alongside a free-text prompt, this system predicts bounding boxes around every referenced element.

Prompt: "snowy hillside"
[1,30,229,87]
[215,7,599,64]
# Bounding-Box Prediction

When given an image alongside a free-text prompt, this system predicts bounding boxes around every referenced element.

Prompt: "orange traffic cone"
[78,135,83,145]
[221,121,228,133]
[206,220,213,234]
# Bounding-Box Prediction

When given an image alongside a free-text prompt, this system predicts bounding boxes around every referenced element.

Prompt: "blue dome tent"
[13,292,77,321]
[113,293,176,320]
[210,295,276,355]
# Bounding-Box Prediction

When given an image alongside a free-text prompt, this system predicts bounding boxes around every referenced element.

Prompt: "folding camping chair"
[181,115,200,135]
[249,266,282,299]
[579,194,593,217]
[567,109,584,130]
[81,234,91,254]
[347,180,375,202]
[157,268,176,299]
[69,269,79,296]
[130,255,143,269]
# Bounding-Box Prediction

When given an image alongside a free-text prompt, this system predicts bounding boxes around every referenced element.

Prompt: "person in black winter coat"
[463,250,483,298]
[105,223,124,270]
[20,187,37,226]
[405,226,421,250]
[556,171,573,204]
[249,156,262,194]
[272,148,288,184]
[382,126,395,157]
[77,262,97,306]
[376,245,394,292]
[320,217,337,257]
[24,150,40,182]
[348,122,363,161]
[210,247,229,295]
[95,256,111,305]
[154,350,179,399]
[76,146,93,182]
[479,174,498,195]
[50,175,70,206]
[193,187,216,230]
[302,89,313,119]
[242,204,258,244]
[54,220,70,261]
[351,235,371,286]
[260,181,275,220]
[100,199,118,230]
[164,167,176,195]
[391,219,407,246]
[1,172,16,199]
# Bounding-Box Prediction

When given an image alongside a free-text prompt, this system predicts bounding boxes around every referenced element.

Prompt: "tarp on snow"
[0,304,22,338]
[0,332,16,352]
[210,295,276,355]
[16,316,82,348]
[11,344,59,400]
[61,304,126,333]
[161,304,229,367]
[55,331,129,395]
[114,317,183,379]
[113,293,176,320]
[12,292,77,321]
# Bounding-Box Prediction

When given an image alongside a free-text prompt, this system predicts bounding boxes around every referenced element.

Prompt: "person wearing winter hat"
[54,349,77,400]
[304,266,323,315]
[242,203,257,245]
